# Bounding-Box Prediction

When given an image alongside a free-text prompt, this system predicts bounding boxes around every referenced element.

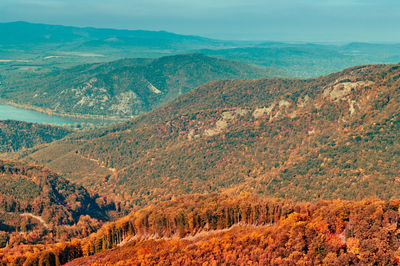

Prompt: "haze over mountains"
[0,21,228,56]
[201,43,400,77]
[1,22,400,79]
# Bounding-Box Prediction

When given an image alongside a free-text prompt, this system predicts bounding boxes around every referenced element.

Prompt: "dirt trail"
[20,213,48,229]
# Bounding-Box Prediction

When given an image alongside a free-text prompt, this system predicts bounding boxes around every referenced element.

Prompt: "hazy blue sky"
[0,0,399,42]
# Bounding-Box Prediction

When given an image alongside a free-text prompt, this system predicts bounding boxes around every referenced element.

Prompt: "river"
[0,103,110,126]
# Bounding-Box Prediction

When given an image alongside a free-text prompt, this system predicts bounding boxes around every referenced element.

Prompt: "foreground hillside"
[1,53,278,118]
[0,120,72,153]
[2,194,399,265]
[16,63,400,208]
[0,160,118,249]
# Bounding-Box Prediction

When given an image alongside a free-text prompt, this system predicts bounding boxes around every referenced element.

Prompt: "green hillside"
[1,54,280,118]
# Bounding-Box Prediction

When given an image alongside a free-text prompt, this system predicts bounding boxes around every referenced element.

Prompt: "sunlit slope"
[17,63,400,207]
[3,194,399,265]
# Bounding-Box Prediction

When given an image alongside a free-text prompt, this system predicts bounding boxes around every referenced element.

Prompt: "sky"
[0,0,399,42]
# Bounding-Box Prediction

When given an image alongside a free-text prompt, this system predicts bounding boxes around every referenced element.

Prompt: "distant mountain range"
[15,63,400,208]
[0,21,242,63]
[1,53,279,117]
[0,21,228,51]
[1,22,400,79]
[200,44,400,77]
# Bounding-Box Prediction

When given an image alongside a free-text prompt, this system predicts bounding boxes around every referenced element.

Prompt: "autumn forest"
[0,8,400,265]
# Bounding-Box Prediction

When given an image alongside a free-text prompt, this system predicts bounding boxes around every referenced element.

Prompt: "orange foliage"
[1,194,400,265]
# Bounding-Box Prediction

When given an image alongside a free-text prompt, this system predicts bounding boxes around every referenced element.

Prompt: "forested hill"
[0,120,72,153]
[0,160,118,248]
[0,53,280,118]
[2,194,400,265]
[18,63,400,208]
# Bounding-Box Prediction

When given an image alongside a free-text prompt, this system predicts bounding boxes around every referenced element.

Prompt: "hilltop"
[0,53,279,117]
[15,63,400,208]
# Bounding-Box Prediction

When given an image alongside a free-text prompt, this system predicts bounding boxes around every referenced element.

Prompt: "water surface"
[0,104,106,126]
